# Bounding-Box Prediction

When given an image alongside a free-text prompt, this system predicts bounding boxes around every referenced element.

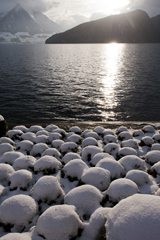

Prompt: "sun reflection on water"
[99,43,125,120]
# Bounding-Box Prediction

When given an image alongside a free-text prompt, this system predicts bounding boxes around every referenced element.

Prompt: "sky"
[0,0,160,29]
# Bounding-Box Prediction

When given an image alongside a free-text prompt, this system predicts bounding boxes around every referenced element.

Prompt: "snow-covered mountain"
[0,4,61,34]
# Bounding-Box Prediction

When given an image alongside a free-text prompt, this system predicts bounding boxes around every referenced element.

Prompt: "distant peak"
[13,3,24,12]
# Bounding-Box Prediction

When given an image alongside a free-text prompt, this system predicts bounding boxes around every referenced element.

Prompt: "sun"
[95,0,130,15]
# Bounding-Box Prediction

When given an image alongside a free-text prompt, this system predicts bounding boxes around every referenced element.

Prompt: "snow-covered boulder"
[106,194,160,240]
[36,130,49,136]
[121,139,139,150]
[104,143,120,159]
[115,126,128,135]
[9,170,33,190]
[91,152,112,166]
[0,195,37,231]
[103,135,117,144]
[125,169,151,186]
[69,126,82,134]
[6,130,23,141]
[21,132,36,143]
[45,124,58,132]
[145,150,160,165]
[62,152,81,165]
[60,142,78,154]
[81,146,102,162]
[83,131,100,140]
[103,129,115,136]
[81,167,111,191]
[118,131,132,141]
[13,125,28,133]
[31,143,48,157]
[0,163,15,185]
[142,125,156,134]
[81,207,111,240]
[31,176,64,204]
[67,134,82,144]
[82,137,98,147]
[132,129,144,138]
[0,143,14,156]
[48,132,62,142]
[0,137,15,145]
[13,155,36,170]
[106,178,138,203]
[96,158,125,179]
[64,185,103,220]
[1,233,31,240]
[119,155,145,172]
[29,125,43,133]
[42,148,61,159]
[62,159,89,181]
[140,136,154,146]
[34,156,62,175]
[0,151,24,165]
[51,139,64,151]
[118,147,137,158]
[153,133,160,143]
[151,143,160,151]
[36,205,83,240]
[16,140,33,154]
[35,135,48,144]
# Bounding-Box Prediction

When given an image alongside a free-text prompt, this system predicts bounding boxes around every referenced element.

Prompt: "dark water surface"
[0,43,160,126]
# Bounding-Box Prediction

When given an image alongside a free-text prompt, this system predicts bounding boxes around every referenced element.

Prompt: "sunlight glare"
[95,0,130,15]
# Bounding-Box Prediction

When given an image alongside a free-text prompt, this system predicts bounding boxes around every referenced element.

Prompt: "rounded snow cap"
[36,205,83,240]
[0,114,7,137]
[106,194,160,240]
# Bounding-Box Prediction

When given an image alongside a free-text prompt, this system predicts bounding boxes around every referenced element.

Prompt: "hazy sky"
[0,0,160,29]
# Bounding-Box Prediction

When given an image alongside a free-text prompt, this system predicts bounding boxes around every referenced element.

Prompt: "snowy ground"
[1,123,160,239]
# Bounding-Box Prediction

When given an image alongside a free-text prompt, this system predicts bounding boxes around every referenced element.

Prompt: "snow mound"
[0,195,37,228]
[96,158,125,179]
[13,125,28,133]
[36,205,83,240]
[36,130,49,136]
[0,163,15,185]
[142,125,156,134]
[0,137,15,145]
[48,132,62,142]
[21,132,36,143]
[45,124,58,132]
[145,150,160,165]
[35,135,48,144]
[41,148,61,159]
[1,233,31,240]
[91,152,112,166]
[118,147,137,158]
[125,169,151,186]
[115,126,128,135]
[31,143,48,157]
[62,152,81,164]
[0,151,24,165]
[6,130,23,140]
[0,143,14,156]
[118,131,132,141]
[82,137,98,147]
[63,159,89,180]
[34,155,62,174]
[81,146,102,162]
[106,194,160,240]
[81,207,111,240]
[31,176,64,203]
[119,155,145,172]
[132,129,144,138]
[9,170,33,190]
[151,143,160,151]
[140,136,154,146]
[81,167,111,191]
[83,131,100,140]
[16,140,33,154]
[121,139,138,149]
[51,139,64,150]
[94,126,105,135]
[67,134,82,144]
[69,126,82,134]
[64,185,103,219]
[60,142,78,154]
[107,178,139,203]
[104,143,120,159]
[13,155,36,170]
[29,125,43,133]
[103,135,117,144]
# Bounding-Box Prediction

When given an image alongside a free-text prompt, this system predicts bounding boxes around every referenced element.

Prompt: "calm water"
[0,43,160,126]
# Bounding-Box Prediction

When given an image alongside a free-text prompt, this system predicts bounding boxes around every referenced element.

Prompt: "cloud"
[0,0,59,13]
[128,0,160,16]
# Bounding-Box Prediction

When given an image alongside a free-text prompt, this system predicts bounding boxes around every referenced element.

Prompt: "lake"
[0,43,160,126]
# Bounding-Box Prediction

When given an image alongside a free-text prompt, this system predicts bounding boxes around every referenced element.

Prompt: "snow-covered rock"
[121,139,139,150]
[118,147,137,158]
[9,170,33,190]
[34,156,62,174]
[103,134,117,144]
[51,139,64,151]
[31,143,48,157]
[0,195,37,230]
[0,163,15,185]
[60,142,78,154]
[45,124,58,132]
[1,233,31,240]
[94,126,105,136]
[13,125,28,133]
[82,137,98,147]
[151,143,160,151]
[29,125,44,133]
[118,131,132,141]
[83,131,100,140]
[81,167,111,191]
[36,205,83,240]
[125,169,151,186]
[48,132,62,142]
[21,132,36,143]
[0,137,15,145]
[96,158,125,179]
[119,155,146,172]
[69,126,82,134]
[115,126,128,135]
[140,136,154,146]
[0,143,14,156]
[35,135,48,144]
[106,178,139,203]
[36,130,49,136]
[91,152,112,166]
[42,148,61,159]
[67,134,82,144]
[81,146,102,162]
[31,176,64,203]
[13,155,36,170]
[6,130,23,141]
[132,129,144,138]
[106,194,160,240]
[16,140,33,154]
[145,150,160,165]
[0,151,24,165]
[64,185,103,219]
[104,143,120,159]
[63,159,89,181]
[62,152,81,165]
[142,125,156,134]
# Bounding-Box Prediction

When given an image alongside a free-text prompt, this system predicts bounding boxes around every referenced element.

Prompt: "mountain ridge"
[46,10,160,43]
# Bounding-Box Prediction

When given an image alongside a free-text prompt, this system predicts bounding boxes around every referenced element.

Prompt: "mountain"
[46,10,160,44]
[0,4,61,34]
